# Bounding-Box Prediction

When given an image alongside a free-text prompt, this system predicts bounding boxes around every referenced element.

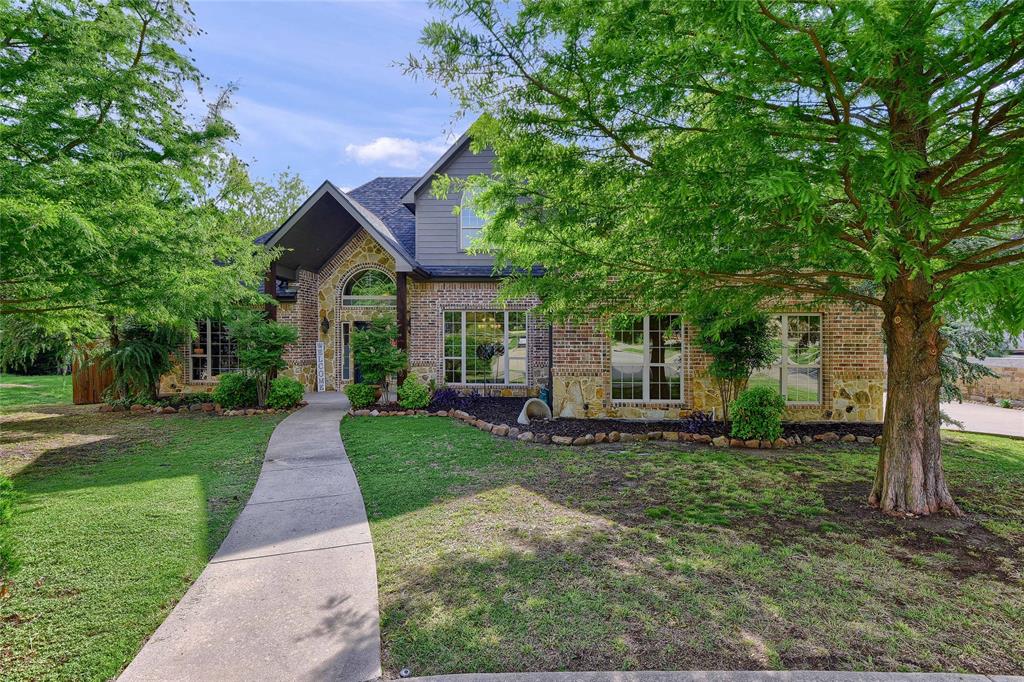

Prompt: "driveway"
[942,400,1024,438]
[120,391,381,682]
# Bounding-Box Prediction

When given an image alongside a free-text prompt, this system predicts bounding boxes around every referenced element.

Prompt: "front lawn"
[341,416,1024,677]
[0,405,283,681]
[0,373,72,409]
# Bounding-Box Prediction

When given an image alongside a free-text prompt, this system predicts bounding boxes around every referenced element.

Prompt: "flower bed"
[351,397,883,450]
[98,400,307,416]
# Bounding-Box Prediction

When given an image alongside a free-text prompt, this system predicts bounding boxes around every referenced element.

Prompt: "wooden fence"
[72,353,113,404]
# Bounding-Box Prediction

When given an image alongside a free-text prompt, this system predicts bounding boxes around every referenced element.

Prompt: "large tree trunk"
[870,276,960,516]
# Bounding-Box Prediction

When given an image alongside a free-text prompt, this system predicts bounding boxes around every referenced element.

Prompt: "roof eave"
[399,132,472,206]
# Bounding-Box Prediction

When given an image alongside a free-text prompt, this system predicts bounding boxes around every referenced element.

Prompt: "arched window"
[460,188,486,250]
[342,269,396,307]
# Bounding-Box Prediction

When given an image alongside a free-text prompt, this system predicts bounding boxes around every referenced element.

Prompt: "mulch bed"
[376,396,883,440]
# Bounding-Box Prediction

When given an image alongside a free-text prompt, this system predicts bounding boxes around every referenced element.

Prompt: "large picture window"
[190,320,238,382]
[749,314,822,404]
[611,315,683,402]
[443,310,527,384]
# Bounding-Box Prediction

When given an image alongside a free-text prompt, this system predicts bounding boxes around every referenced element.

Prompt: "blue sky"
[189,1,463,191]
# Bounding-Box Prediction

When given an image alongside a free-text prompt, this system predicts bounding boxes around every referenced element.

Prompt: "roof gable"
[399,132,472,205]
[346,177,417,257]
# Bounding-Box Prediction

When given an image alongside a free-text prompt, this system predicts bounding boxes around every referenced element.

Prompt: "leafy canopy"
[409,0,1024,331]
[0,0,275,347]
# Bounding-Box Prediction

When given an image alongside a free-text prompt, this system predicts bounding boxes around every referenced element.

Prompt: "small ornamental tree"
[226,310,298,407]
[351,316,407,396]
[694,312,778,424]
[411,0,1024,516]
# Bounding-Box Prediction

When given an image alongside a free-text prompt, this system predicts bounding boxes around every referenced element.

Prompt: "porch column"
[264,261,278,321]
[396,272,408,350]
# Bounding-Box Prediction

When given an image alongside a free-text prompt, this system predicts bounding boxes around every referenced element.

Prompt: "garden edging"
[348,407,884,450]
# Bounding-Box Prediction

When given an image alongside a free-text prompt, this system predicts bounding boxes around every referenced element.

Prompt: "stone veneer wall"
[408,280,548,397]
[958,363,1024,402]
[552,302,886,422]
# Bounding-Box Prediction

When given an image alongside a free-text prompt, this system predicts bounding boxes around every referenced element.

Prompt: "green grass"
[0,374,72,409]
[0,405,284,681]
[342,417,1024,677]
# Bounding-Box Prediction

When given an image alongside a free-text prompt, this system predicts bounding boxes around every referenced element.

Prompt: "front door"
[352,321,370,384]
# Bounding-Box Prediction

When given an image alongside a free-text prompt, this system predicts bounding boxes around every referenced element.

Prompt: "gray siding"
[414,144,497,267]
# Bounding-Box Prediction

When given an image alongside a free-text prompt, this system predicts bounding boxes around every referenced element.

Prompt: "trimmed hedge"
[266,376,304,409]
[730,385,786,441]
[345,382,378,409]
[397,375,431,409]
[212,373,258,410]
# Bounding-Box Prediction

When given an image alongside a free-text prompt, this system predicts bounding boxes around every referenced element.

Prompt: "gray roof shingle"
[346,177,418,257]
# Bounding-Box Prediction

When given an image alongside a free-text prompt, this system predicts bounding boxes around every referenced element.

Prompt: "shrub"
[351,316,407,395]
[1,475,18,596]
[693,311,777,423]
[212,373,258,410]
[730,385,786,441]
[102,322,183,401]
[267,376,304,409]
[397,375,430,409]
[999,398,1012,409]
[345,382,379,409]
[226,310,299,406]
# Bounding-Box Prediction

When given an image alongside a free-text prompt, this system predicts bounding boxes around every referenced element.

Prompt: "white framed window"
[749,313,822,404]
[459,188,485,250]
[611,315,683,402]
[443,310,527,385]
[190,320,238,382]
[342,269,396,307]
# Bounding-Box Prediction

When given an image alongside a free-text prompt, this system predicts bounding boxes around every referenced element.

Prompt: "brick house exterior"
[162,134,885,422]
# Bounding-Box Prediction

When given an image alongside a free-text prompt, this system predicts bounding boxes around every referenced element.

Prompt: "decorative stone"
[353,409,370,416]
[802,435,814,444]
[535,433,551,444]
[693,434,712,444]
[712,436,729,447]
[608,431,621,442]
[130,403,147,413]
[492,424,509,437]
[856,435,874,444]
[517,431,534,442]
[552,435,573,445]
[572,435,594,446]
[634,434,648,442]
[178,406,188,414]
[517,398,553,425]
[760,440,772,449]
[663,431,679,441]
[453,410,469,420]
[815,431,840,442]
[189,403,203,412]
[841,433,857,443]
[619,433,636,443]
[773,437,788,449]
[594,433,607,443]
[874,436,884,445]
[746,439,762,449]
[647,431,663,440]
[245,408,257,415]
[508,427,520,439]
[370,410,380,416]
[729,438,744,448]
[161,406,177,414]
[433,410,448,417]
[680,432,694,441]
[201,402,214,412]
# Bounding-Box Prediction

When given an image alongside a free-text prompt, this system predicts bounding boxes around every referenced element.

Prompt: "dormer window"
[460,188,485,250]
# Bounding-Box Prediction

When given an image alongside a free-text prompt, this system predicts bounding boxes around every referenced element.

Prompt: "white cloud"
[345,136,449,170]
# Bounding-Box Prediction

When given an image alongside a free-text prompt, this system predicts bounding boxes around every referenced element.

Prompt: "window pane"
[749,366,782,394]
[466,311,504,383]
[507,312,527,384]
[787,315,821,366]
[444,359,462,384]
[443,312,462,358]
[461,227,482,250]
[612,319,644,400]
[648,315,682,400]
[786,367,820,403]
[345,270,395,296]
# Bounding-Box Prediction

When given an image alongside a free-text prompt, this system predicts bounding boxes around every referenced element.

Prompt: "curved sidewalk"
[121,391,381,682]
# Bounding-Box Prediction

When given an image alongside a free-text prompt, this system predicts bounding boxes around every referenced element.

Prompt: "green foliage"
[730,386,787,441]
[102,322,183,401]
[0,475,18,593]
[397,375,431,409]
[999,399,1013,409]
[0,0,274,344]
[940,319,1005,403]
[351,316,407,392]
[212,373,258,410]
[266,376,304,409]
[345,382,379,409]
[226,310,299,407]
[694,311,777,422]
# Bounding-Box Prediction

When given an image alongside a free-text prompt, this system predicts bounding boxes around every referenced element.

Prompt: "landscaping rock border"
[348,408,884,450]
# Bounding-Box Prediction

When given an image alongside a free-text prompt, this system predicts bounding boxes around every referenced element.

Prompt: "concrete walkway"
[121,391,381,682]
[406,673,1021,682]
[942,400,1024,438]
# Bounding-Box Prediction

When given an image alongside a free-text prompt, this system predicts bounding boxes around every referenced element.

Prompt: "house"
[160,134,886,423]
